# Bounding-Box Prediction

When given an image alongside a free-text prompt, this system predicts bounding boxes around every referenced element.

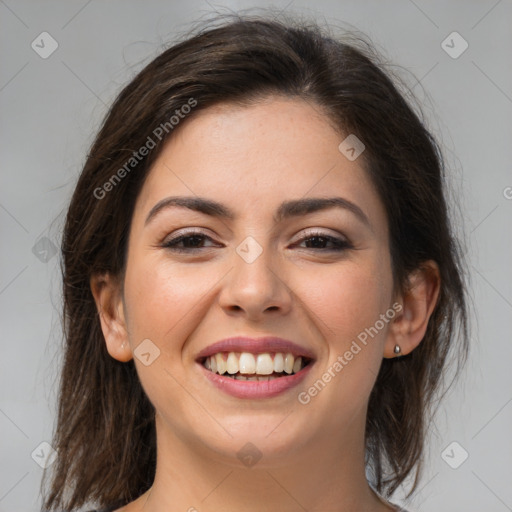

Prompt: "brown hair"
[41,12,469,511]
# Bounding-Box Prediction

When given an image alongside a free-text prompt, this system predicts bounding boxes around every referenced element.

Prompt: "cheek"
[294,261,394,416]
[123,255,211,344]
[298,260,393,355]
[122,258,212,415]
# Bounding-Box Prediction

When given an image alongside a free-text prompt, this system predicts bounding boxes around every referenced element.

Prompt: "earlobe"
[90,273,133,362]
[384,261,441,358]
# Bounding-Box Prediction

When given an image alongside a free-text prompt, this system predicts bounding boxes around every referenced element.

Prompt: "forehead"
[133,97,386,230]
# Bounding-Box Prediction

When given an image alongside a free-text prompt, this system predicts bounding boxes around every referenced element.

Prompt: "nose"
[218,241,292,321]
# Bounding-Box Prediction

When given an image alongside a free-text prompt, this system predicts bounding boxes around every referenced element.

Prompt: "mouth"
[200,351,314,381]
[195,336,316,399]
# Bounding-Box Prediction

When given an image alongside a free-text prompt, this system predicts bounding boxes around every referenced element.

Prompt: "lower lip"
[198,361,314,399]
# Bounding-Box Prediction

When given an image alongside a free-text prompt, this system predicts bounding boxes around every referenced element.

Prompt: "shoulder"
[388,501,411,512]
[84,501,128,512]
[83,508,118,512]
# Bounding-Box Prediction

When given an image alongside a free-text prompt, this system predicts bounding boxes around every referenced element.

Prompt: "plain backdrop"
[1,1,511,511]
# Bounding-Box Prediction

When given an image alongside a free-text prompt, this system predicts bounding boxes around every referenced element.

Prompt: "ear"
[90,272,132,362]
[384,260,441,358]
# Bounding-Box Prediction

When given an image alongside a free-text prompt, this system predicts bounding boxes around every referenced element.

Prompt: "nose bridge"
[219,234,290,316]
[234,234,278,295]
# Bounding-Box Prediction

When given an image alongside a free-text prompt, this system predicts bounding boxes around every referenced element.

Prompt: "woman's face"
[118,96,398,465]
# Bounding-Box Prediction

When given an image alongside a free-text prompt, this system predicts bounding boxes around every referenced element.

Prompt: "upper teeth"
[204,352,305,376]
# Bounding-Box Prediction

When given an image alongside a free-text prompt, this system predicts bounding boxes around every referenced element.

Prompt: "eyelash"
[161,229,352,253]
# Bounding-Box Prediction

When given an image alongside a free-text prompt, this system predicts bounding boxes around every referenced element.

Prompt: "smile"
[202,351,312,380]
[198,352,314,399]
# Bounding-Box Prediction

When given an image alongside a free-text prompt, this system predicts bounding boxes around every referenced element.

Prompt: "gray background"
[1,1,511,511]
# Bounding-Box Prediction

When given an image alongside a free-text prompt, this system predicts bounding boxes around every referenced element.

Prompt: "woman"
[41,13,469,512]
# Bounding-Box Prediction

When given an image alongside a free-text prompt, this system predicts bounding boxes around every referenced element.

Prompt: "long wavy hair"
[41,12,469,511]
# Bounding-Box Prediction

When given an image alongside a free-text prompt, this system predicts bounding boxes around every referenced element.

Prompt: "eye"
[161,229,353,253]
[294,230,353,252]
[161,230,219,252]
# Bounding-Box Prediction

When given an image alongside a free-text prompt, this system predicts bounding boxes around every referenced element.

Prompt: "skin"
[91,96,440,512]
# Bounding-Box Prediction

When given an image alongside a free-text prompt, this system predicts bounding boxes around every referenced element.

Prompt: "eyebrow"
[144,195,371,229]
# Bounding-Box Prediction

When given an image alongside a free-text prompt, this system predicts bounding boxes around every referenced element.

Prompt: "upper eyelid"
[165,226,346,237]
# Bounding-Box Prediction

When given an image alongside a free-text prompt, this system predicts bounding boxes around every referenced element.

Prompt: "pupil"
[306,236,323,248]
[185,235,203,248]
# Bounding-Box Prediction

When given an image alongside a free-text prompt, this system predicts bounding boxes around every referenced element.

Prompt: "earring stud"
[393,344,401,355]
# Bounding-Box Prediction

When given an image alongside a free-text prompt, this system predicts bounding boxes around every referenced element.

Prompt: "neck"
[128,412,392,512]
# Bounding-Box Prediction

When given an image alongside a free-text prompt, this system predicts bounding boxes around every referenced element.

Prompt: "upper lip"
[196,336,316,361]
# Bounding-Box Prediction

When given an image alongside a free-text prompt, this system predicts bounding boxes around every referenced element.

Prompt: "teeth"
[226,374,279,381]
[215,353,226,375]
[273,353,284,372]
[210,355,217,373]
[239,352,256,374]
[226,352,239,374]
[203,351,309,377]
[284,353,294,374]
[256,353,273,375]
